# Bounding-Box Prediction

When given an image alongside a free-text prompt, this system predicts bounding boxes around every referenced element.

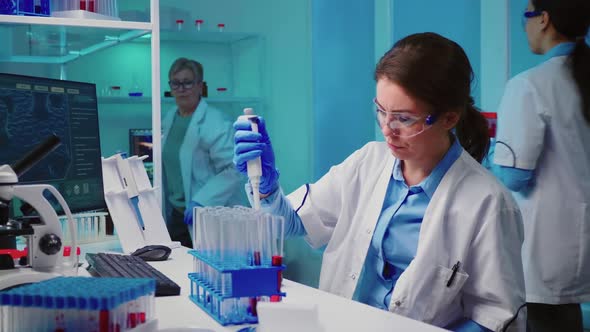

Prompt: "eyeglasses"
[373,98,437,138]
[522,9,543,28]
[168,80,200,91]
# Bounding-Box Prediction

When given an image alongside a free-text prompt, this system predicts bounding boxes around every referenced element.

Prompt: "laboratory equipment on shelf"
[217,23,226,32]
[176,19,184,31]
[0,135,78,291]
[52,0,120,19]
[238,108,262,210]
[195,19,204,31]
[216,87,228,96]
[0,277,157,332]
[0,0,51,16]
[188,206,286,326]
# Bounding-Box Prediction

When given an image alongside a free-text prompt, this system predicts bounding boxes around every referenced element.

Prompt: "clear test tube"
[195,19,204,31]
[200,208,212,287]
[193,207,204,274]
[270,215,285,302]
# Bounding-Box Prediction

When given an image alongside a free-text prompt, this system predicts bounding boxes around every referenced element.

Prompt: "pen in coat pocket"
[446,261,461,287]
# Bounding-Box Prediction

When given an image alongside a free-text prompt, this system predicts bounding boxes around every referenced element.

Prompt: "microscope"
[0,134,77,290]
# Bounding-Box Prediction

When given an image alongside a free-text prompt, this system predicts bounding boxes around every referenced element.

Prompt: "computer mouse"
[131,245,171,261]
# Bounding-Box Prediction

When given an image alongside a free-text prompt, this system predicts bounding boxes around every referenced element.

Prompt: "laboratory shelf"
[0,14,151,64]
[158,30,260,44]
[0,14,151,30]
[98,96,262,105]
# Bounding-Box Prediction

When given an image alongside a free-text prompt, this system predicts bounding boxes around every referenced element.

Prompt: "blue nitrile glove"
[183,201,202,225]
[233,116,279,195]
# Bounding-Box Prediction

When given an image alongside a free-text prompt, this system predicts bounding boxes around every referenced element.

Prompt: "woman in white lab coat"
[162,58,246,247]
[492,0,590,331]
[234,33,526,331]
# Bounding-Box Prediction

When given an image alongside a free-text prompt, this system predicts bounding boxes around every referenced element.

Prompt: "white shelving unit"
[0,2,266,207]
[0,0,164,206]
[99,95,262,105]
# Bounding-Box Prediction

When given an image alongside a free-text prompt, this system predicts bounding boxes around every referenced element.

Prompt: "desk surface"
[81,247,445,332]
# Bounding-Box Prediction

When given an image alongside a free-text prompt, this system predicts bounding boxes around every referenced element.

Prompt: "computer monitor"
[129,128,153,181]
[0,73,106,214]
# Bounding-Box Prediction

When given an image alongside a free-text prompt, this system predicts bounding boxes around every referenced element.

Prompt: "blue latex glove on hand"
[233,116,279,194]
[184,201,202,225]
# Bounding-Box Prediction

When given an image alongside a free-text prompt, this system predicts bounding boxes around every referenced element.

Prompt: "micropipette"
[238,108,262,210]
[115,153,145,231]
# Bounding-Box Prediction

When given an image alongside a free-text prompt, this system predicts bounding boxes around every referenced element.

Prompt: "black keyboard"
[86,253,181,296]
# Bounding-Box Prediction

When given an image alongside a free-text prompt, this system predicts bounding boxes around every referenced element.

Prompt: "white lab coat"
[161,99,247,213]
[287,142,526,331]
[494,56,590,304]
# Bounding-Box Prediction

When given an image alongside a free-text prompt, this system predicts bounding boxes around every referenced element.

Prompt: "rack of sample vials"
[188,206,285,326]
[0,277,157,332]
[59,211,109,244]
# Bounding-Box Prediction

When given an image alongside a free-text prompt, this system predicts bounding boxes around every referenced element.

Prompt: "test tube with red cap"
[176,19,184,31]
[270,215,285,302]
[195,19,204,31]
[217,23,225,32]
[481,112,497,138]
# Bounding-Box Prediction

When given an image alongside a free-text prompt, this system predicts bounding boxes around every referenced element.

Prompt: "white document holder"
[102,154,180,254]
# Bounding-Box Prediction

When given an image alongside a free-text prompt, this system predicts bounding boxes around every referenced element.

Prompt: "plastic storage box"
[0,0,51,16]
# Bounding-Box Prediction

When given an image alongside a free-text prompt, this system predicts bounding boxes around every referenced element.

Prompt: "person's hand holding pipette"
[233,117,279,195]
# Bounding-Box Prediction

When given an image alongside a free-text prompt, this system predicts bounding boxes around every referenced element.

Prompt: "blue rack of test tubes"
[188,250,286,326]
[0,0,51,16]
[0,277,156,332]
[188,206,286,326]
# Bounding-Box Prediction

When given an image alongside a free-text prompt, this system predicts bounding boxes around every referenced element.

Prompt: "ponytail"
[456,97,490,163]
[569,38,590,124]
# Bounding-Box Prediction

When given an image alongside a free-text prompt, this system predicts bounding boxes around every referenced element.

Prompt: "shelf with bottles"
[158,29,261,44]
[98,95,263,105]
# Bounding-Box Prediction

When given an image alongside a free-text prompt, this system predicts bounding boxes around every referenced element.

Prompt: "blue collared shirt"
[355,137,462,309]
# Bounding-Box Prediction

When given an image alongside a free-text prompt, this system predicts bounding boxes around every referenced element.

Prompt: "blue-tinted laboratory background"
[0,1,588,323]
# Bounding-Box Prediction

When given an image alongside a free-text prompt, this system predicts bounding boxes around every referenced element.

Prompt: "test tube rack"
[188,249,286,326]
[0,277,157,332]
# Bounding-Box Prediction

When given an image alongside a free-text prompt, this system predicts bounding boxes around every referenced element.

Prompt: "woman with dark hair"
[234,33,526,331]
[492,0,590,331]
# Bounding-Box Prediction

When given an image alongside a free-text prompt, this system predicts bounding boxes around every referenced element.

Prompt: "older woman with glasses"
[161,57,247,247]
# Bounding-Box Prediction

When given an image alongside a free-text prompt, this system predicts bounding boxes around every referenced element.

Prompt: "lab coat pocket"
[414,264,469,323]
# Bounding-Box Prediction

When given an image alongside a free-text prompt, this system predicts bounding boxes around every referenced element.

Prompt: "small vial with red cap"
[195,19,204,32]
[176,19,184,31]
[217,23,225,32]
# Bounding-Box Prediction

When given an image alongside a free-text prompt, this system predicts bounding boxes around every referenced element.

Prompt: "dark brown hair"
[532,0,590,123]
[375,32,489,162]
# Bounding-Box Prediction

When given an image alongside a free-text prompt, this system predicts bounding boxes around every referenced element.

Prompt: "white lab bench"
[78,246,446,332]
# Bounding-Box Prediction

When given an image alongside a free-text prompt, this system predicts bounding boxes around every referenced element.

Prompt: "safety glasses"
[373,98,437,138]
[168,79,199,91]
[522,9,543,28]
